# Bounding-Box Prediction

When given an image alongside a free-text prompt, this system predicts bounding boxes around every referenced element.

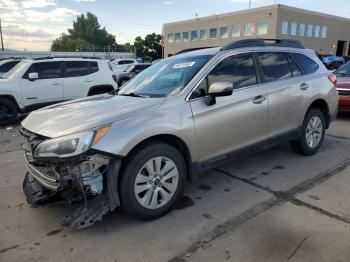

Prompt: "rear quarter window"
[290,53,319,74]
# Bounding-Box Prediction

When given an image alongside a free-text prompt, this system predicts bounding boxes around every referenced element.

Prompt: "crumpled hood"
[22,94,164,138]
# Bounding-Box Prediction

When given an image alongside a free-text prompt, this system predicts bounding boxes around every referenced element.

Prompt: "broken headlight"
[34,126,110,158]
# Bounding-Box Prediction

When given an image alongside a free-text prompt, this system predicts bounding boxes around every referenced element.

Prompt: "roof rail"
[175,47,215,55]
[33,56,102,60]
[221,38,304,51]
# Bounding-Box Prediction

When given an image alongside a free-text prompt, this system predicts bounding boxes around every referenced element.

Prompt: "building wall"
[164,4,350,57]
[163,5,279,57]
[276,5,350,55]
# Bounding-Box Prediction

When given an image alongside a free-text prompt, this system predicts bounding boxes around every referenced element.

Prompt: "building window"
[200,29,207,40]
[220,26,228,38]
[290,22,297,36]
[281,21,288,35]
[257,21,268,35]
[321,26,327,38]
[191,30,198,41]
[232,24,240,37]
[175,32,181,42]
[244,23,254,36]
[183,32,189,41]
[299,24,305,37]
[314,25,320,38]
[168,33,174,43]
[210,28,217,39]
[307,24,313,37]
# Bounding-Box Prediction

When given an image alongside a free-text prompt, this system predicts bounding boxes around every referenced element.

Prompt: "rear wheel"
[290,108,325,156]
[120,141,186,220]
[0,98,18,125]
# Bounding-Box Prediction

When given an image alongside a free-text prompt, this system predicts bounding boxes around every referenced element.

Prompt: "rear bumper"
[339,96,350,113]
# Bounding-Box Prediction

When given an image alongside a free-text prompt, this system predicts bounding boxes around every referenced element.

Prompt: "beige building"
[163,4,350,57]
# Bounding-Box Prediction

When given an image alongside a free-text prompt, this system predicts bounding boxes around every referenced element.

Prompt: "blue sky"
[0,0,349,51]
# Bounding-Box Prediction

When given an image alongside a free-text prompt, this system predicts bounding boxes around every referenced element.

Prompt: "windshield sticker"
[173,62,196,69]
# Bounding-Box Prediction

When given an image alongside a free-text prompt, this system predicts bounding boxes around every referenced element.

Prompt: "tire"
[0,98,18,126]
[120,141,186,220]
[290,108,326,156]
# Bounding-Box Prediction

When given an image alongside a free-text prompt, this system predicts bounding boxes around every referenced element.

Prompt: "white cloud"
[22,0,56,8]
[164,1,172,5]
[2,22,63,50]
[74,0,95,2]
[0,0,19,10]
[24,7,80,22]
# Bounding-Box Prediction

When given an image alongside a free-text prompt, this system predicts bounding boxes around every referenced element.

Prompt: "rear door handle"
[84,80,93,83]
[300,83,309,90]
[253,95,267,104]
[51,82,61,86]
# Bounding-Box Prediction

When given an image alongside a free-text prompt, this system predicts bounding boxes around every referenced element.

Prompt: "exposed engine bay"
[21,127,121,229]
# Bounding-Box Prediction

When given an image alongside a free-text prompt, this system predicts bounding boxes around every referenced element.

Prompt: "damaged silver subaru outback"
[21,39,338,229]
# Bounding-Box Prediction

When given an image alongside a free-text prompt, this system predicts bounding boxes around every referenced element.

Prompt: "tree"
[133,33,162,60]
[51,12,117,52]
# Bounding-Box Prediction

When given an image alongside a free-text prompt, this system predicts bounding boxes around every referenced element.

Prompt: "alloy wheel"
[134,156,179,209]
[306,116,323,148]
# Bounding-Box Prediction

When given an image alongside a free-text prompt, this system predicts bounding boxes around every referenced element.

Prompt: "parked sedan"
[113,63,151,86]
[334,63,350,113]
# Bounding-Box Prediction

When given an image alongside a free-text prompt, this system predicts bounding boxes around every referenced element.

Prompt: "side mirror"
[206,82,233,106]
[28,72,39,81]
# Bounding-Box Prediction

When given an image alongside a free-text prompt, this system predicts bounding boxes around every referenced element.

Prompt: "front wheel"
[0,98,18,126]
[120,142,186,220]
[290,108,325,156]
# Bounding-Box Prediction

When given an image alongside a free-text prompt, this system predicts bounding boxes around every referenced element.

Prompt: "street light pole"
[0,17,4,51]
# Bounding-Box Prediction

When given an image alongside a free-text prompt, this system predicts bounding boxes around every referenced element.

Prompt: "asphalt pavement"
[0,114,349,262]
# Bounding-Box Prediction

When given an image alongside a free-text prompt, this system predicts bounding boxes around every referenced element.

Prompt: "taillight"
[328,74,337,86]
[112,75,117,83]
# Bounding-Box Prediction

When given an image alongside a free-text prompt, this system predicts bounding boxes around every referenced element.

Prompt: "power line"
[0,17,4,51]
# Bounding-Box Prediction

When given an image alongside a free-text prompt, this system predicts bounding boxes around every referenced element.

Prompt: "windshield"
[3,60,30,79]
[118,55,212,98]
[335,63,350,77]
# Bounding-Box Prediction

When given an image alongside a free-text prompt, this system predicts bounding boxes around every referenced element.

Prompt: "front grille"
[338,89,350,96]
[20,127,61,190]
[20,127,47,157]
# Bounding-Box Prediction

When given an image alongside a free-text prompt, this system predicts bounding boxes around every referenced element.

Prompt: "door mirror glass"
[28,72,39,81]
[208,82,233,97]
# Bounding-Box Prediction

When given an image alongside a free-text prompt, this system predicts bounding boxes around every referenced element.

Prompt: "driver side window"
[191,53,257,99]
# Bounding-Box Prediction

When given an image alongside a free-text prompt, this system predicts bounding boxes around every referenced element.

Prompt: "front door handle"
[51,82,61,86]
[300,83,309,90]
[253,95,266,104]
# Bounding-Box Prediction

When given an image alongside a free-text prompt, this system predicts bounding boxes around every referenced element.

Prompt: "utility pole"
[0,17,4,51]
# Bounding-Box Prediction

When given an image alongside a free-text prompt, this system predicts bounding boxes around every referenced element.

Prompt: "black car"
[113,63,151,86]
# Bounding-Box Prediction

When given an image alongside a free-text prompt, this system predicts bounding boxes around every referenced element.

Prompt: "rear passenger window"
[207,53,257,89]
[287,55,302,77]
[90,62,99,74]
[65,61,90,77]
[257,52,292,82]
[290,53,319,74]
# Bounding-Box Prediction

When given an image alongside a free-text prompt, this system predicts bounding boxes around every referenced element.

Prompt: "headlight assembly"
[34,126,111,158]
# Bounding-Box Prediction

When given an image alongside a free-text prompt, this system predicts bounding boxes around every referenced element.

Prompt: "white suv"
[0,57,118,124]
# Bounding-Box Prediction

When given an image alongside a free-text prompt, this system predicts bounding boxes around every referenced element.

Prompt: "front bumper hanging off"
[23,151,122,229]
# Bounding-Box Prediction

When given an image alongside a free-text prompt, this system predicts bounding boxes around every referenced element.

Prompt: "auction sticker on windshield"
[173,62,196,68]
